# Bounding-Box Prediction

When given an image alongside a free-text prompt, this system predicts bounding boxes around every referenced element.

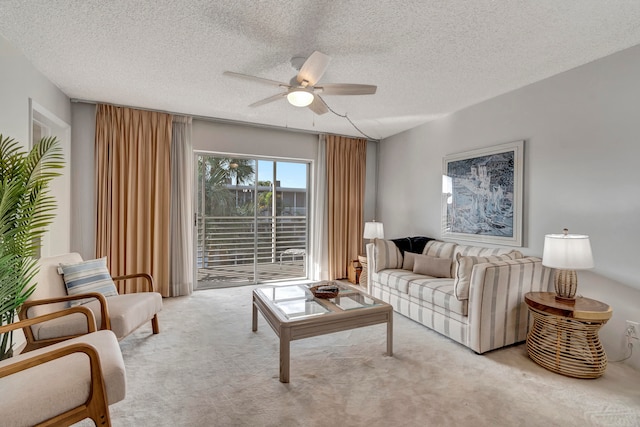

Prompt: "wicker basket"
[309,282,339,299]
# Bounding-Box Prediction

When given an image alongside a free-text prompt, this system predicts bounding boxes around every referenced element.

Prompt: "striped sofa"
[366,239,553,354]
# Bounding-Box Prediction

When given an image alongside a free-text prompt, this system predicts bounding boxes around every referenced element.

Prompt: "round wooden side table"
[524,292,612,379]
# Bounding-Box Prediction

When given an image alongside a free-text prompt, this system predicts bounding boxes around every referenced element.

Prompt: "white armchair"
[19,252,162,351]
[0,307,126,426]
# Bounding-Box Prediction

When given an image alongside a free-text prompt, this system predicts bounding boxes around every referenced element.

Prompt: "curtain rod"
[71,98,376,142]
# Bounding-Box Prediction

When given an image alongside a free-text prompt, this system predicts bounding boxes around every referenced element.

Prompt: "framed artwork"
[441,140,524,247]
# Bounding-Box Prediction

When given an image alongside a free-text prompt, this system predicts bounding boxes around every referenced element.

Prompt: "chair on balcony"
[279,248,307,276]
[0,307,126,426]
[19,252,163,351]
[279,248,306,267]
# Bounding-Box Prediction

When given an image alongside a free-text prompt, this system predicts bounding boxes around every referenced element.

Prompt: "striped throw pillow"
[59,257,118,306]
[374,238,403,272]
[422,240,457,259]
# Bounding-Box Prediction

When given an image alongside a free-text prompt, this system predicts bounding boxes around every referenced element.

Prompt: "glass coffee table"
[252,282,393,382]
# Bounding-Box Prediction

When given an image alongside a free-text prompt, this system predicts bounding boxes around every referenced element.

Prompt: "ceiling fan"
[223,51,377,115]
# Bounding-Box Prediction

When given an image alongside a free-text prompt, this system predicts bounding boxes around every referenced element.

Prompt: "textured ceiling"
[2,1,640,139]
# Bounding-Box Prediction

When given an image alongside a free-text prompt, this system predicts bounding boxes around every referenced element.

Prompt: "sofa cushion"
[59,257,118,306]
[374,239,403,272]
[422,240,457,259]
[453,245,519,259]
[374,269,424,294]
[407,278,467,316]
[453,253,521,300]
[453,244,523,260]
[452,247,523,280]
[412,254,452,278]
[370,278,468,320]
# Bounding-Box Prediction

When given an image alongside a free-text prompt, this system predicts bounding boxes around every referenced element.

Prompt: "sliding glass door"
[195,154,309,289]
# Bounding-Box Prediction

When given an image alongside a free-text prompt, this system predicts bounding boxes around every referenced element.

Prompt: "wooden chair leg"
[151,314,160,334]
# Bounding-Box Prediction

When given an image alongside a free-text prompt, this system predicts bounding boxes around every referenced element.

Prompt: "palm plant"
[198,157,255,216]
[0,134,63,360]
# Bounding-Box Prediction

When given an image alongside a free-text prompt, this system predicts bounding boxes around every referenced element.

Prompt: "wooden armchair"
[19,253,163,352]
[0,307,126,426]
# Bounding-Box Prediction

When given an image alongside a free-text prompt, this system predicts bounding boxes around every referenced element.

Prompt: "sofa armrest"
[112,272,155,294]
[467,257,553,353]
[365,243,376,293]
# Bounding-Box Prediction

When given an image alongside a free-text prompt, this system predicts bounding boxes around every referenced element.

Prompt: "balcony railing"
[196,215,307,288]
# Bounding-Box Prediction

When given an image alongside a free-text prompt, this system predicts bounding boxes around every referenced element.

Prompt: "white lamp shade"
[363,221,384,239]
[542,233,594,269]
[287,89,314,107]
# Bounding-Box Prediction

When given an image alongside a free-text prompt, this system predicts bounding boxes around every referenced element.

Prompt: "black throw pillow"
[390,236,435,256]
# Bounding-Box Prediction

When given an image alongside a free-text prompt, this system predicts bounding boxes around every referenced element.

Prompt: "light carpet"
[90,285,640,426]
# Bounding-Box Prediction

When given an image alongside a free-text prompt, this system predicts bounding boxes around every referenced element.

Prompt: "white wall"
[0,35,70,146]
[1,35,71,255]
[378,44,640,370]
[70,102,97,259]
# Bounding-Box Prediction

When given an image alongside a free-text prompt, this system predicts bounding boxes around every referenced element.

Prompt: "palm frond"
[0,135,62,360]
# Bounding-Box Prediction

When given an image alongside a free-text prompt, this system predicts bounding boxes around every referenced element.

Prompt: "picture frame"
[441,140,524,247]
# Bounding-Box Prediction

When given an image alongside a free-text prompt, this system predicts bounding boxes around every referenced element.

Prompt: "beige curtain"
[326,135,367,279]
[95,104,172,296]
[169,116,193,296]
[310,134,329,281]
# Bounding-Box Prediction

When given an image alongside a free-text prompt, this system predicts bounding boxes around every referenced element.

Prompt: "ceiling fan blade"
[315,83,377,96]
[249,92,287,108]
[297,51,331,86]
[308,95,329,115]
[223,71,289,88]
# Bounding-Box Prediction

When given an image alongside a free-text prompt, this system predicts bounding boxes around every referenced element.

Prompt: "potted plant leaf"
[0,134,63,360]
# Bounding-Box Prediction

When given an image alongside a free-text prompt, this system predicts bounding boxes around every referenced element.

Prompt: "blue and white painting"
[442,141,523,246]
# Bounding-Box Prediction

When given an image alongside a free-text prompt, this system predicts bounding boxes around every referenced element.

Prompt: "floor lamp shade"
[542,230,594,301]
[363,222,384,240]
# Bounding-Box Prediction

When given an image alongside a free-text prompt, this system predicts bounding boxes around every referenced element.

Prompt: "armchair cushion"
[106,292,163,338]
[59,257,118,305]
[0,330,125,426]
[31,293,163,340]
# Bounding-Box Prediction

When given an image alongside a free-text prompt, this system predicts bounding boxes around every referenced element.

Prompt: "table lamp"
[363,221,384,241]
[542,228,594,303]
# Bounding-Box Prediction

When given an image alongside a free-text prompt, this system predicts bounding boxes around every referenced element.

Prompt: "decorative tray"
[309,282,340,299]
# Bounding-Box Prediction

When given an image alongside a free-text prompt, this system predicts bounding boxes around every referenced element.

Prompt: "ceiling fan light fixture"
[287,89,314,107]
